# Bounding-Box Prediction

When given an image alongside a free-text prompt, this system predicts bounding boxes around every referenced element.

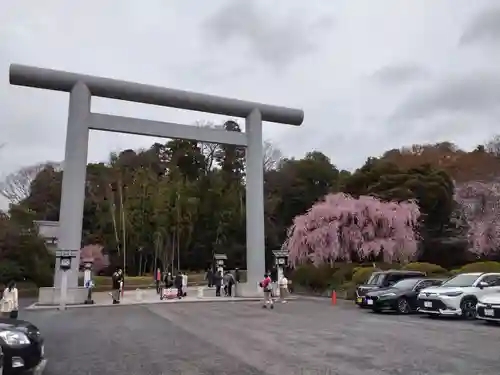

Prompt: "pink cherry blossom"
[80,244,110,273]
[455,181,500,257]
[283,193,420,267]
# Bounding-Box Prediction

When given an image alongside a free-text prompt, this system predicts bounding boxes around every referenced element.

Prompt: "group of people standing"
[206,268,240,297]
[260,272,289,309]
[155,269,188,299]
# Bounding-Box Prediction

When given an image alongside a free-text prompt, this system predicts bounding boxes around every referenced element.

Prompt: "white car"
[476,291,500,323]
[417,272,500,319]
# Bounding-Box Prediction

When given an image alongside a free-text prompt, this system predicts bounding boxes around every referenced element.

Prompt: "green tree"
[264,151,341,254]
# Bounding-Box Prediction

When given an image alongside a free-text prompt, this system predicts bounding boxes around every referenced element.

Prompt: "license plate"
[424,301,432,308]
[367,299,374,305]
[41,344,45,358]
[484,309,494,317]
[356,297,362,303]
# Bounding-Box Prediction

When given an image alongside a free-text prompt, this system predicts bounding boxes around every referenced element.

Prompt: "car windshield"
[366,273,384,285]
[441,274,480,287]
[391,278,420,289]
[366,273,385,285]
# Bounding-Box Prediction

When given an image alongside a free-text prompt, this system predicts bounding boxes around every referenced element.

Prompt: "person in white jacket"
[182,272,188,297]
[1,281,19,318]
[279,275,289,303]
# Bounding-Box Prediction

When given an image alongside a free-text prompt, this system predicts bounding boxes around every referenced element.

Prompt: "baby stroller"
[160,287,177,300]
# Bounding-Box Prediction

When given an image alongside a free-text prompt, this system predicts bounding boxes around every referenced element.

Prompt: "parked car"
[1,344,4,375]
[417,272,500,319]
[365,278,444,314]
[0,317,46,374]
[355,270,426,308]
[476,292,500,324]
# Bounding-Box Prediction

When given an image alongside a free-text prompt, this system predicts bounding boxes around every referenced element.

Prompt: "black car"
[356,270,426,308]
[365,278,444,314]
[0,318,46,374]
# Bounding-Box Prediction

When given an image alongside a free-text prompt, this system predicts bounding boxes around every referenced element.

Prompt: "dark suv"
[355,270,425,307]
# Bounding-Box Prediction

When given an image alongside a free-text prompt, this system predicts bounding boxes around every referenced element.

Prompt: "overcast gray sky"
[2,0,500,181]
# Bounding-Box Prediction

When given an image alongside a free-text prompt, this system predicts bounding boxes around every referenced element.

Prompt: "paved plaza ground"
[20,297,500,375]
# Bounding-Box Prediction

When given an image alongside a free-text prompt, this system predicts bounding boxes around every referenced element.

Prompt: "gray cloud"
[372,63,429,86]
[460,7,500,45]
[392,72,500,121]
[203,0,334,69]
[1,0,500,212]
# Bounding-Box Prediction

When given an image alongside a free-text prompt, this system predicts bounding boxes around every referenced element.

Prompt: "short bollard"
[135,288,143,302]
[331,290,337,306]
[197,287,204,298]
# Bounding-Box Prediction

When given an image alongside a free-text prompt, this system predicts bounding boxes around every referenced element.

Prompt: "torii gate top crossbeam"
[9,64,304,126]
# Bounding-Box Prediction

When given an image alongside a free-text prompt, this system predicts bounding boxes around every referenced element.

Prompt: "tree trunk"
[108,187,120,256]
[118,177,126,274]
[171,230,175,273]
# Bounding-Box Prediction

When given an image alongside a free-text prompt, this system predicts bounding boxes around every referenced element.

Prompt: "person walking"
[214,270,223,297]
[260,273,274,309]
[174,272,183,299]
[206,268,214,288]
[0,281,19,318]
[226,271,235,297]
[279,274,289,303]
[164,272,173,289]
[223,271,234,297]
[155,268,162,294]
[223,272,229,296]
[234,268,241,296]
[111,268,123,304]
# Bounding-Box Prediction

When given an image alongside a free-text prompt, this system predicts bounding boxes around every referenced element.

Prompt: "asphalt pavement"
[19,297,500,375]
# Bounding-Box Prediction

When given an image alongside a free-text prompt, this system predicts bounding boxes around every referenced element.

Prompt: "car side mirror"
[478,281,489,289]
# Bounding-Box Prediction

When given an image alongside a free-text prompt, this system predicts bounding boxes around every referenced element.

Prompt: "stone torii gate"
[9,63,303,300]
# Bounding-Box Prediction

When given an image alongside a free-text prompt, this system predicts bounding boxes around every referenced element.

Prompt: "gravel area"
[20,298,500,375]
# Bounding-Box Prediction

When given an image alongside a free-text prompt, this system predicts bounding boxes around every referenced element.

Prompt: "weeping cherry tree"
[283,193,421,266]
[455,181,500,257]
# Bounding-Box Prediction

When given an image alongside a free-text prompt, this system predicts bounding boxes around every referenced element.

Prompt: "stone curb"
[25,297,264,311]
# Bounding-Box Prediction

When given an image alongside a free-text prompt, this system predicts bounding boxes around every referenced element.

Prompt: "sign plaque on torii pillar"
[9,63,304,298]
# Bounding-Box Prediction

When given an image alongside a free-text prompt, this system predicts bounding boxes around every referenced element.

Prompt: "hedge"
[402,262,448,275]
[352,267,376,285]
[290,262,456,299]
[451,261,500,274]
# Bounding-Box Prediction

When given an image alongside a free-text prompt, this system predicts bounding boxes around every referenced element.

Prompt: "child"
[260,273,274,309]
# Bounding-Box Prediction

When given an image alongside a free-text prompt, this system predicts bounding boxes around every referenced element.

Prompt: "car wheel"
[396,297,410,314]
[460,297,477,320]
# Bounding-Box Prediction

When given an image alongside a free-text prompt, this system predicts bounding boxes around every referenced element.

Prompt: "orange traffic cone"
[331,290,337,305]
